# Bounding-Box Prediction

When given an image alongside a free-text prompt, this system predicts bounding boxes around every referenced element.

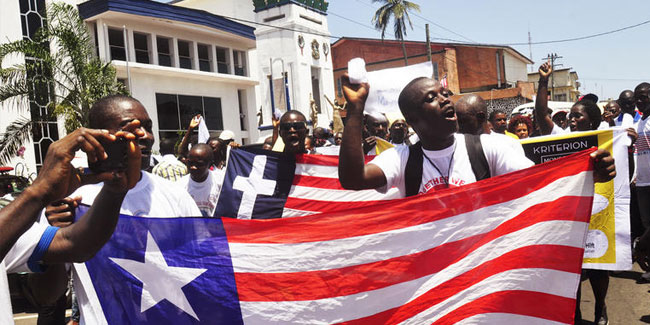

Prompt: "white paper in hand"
[198,116,210,143]
[347,58,368,84]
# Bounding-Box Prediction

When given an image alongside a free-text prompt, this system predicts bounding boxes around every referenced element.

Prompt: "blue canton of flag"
[214,148,295,219]
[77,205,243,324]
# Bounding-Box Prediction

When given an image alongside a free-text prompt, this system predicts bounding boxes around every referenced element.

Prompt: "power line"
[328,11,377,33]
[505,19,650,46]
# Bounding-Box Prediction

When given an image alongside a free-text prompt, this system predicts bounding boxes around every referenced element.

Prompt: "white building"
[1,0,335,173]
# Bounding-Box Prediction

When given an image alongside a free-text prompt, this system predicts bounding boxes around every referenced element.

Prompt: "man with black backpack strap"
[338,75,616,198]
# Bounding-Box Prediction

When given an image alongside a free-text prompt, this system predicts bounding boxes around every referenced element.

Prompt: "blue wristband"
[28,226,59,272]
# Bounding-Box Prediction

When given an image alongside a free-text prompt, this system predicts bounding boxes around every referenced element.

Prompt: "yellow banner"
[521,128,632,270]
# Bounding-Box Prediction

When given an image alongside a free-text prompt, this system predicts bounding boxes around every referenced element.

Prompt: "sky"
[325,0,650,101]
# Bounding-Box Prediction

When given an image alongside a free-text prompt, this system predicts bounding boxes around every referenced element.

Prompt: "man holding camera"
[41,95,200,324]
[0,117,144,323]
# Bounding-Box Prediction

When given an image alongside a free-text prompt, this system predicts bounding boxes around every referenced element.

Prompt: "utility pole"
[425,24,432,62]
[527,29,533,73]
[542,53,563,100]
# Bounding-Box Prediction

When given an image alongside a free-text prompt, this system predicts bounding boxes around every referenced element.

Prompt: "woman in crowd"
[507,115,533,139]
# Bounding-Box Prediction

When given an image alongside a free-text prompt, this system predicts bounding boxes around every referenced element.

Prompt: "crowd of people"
[1,61,650,325]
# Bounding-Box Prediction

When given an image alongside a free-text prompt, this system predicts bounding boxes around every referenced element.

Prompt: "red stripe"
[284,197,391,213]
[339,248,581,325]
[295,154,375,166]
[235,196,589,301]
[432,291,575,325]
[223,149,594,244]
[292,175,345,190]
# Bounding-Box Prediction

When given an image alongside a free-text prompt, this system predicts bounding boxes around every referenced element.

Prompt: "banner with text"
[520,128,632,270]
[364,61,433,116]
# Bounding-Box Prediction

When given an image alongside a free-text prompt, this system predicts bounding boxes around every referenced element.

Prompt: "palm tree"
[371,0,421,66]
[0,2,127,164]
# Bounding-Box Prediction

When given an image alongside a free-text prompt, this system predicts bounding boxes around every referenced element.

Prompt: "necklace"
[422,142,456,188]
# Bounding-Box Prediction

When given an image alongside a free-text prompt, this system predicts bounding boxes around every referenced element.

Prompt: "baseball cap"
[219,130,235,141]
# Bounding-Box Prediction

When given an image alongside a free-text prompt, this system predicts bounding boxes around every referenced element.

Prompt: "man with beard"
[488,109,507,134]
[388,119,408,145]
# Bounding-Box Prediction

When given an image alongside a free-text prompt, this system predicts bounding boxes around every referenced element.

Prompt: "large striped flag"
[78,149,595,324]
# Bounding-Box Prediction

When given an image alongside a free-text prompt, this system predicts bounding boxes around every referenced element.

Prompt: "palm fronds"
[0,118,32,165]
[0,2,128,163]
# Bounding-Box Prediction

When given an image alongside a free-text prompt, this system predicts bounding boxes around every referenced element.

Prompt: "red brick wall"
[455,46,502,92]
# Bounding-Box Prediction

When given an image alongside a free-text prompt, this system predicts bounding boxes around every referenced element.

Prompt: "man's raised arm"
[338,74,387,190]
[42,120,143,263]
[535,62,555,135]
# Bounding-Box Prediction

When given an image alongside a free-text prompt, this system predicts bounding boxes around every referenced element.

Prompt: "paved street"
[580,263,650,324]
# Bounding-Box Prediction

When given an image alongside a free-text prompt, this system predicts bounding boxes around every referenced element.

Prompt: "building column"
[172,37,180,68]
[151,33,159,65]
[96,19,108,61]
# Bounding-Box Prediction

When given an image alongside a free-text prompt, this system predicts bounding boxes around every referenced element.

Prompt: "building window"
[215,47,229,74]
[177,40,192,69]
[197,43,212,72]
[554,93,567,102]
[156,93,223,141]
[19,0,59,169]
[157,36,173,67]
[133,32,150,64]
[107,28,126,61]
[233,50,247,76]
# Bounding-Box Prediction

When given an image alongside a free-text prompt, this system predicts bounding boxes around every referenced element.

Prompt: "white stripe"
[295,163,337,177]
[289,185,400,201]
[230,171,592,273]
[239,267,579,324]
[238,221,586,323]
[454,313,566,325]
[282,207,318,217]
[73,263,108,325]
[401,269,577,325]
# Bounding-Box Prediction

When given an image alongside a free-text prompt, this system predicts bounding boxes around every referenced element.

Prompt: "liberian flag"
[441,74,448,88]
[78,149,595,324]
[214,148,400,219]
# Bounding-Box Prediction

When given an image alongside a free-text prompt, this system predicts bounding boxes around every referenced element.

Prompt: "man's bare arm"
[338,74,387,190]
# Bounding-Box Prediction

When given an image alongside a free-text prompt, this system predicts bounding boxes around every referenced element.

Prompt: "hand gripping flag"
[77,149,595,324]
[214,148,400,219]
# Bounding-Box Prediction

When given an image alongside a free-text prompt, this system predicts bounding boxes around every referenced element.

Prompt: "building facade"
[331,38,535,114]
[1,0,336,173]
[528,68,581,102]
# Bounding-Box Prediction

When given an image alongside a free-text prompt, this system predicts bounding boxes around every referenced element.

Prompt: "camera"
[88,137,128,173]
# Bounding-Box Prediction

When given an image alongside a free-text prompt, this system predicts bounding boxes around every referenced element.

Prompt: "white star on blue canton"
[110,231,207,320]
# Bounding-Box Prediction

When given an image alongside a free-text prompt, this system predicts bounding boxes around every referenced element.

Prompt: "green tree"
[0,2,127,164]
[371,0,421,66]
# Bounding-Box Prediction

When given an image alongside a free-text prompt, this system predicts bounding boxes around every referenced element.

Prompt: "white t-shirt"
[635,118,650,186]
[616,112,640,128]
[369,133,534,197]
[488,131,525,156]
[177,169,224,217]
[62,172,201,325]
[550,123,569,135]
[0,221,54,324]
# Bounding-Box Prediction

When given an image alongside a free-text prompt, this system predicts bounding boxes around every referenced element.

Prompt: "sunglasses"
[280,122,307,131]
